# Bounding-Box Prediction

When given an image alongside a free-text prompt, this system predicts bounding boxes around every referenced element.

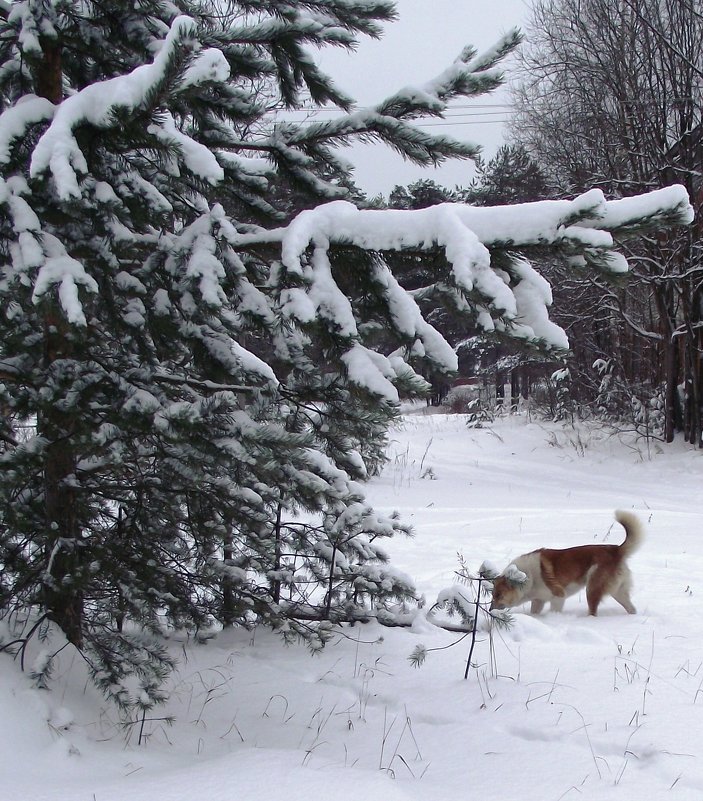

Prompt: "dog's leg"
[550,597,565,613]
[586,568,609,616]
[611,587,636,614]
[530,599,545,614]
[610,566,636,614]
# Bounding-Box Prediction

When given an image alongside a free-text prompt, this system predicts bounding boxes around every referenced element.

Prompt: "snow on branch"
[235,3,396,49]
[29,16,229,199]
[278,185,693,354]
[591,185,695,232]
[508,257,567,347]
[266,31,524,183]
[369,255,457,369]
[447,186,693,246]
[278,237,422,402]
[0,96,54,165]
[8,1,56,56]
[465,28,523,73]
[0,175,96,325]
[31,233,99,326]
[379,28,522,118]
[282,109,480,169]
[276,199,521,334]
[281,187,693,264]
[149,112,224,185]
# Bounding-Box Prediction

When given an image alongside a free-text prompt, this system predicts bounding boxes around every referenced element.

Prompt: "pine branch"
[150,373,266,394]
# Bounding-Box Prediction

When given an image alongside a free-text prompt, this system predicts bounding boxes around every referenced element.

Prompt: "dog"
[490,510,643,616]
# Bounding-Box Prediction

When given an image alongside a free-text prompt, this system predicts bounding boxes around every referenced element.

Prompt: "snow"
[383,27,518,115]
[277,186,692,355]
[0,95,54,165]
[230,340,278,384]
[31,233,99,326]
[29,16,229,198]
[435,584,478,619]
[509,257,570,349]
[479,559,499,578]
[4,408,703,800]
[341,344,400,402]
[504,563,528,585]
[597,185,695,229]
[307,245,359,337]
[8,1,49,56]
[371,258,457,369]
[179,48,231,90]
[148,112,225,185]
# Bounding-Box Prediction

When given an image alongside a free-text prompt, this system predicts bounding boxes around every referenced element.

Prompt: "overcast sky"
[313,0,530,198]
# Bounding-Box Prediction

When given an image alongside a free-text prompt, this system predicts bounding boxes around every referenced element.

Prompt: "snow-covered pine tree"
[468,144,550,207]
[0,1,692,711]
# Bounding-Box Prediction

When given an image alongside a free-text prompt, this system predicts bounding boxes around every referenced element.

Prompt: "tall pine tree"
[0,1,692,712]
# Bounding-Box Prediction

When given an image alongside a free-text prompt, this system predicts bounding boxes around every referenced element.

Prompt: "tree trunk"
[40,309,83,647]
[37,36,63,103]
[221,530,237,627]
[521,368,530,401]
[510,371,520,413]
[495,372,505,409]
[680,283,703,447]
[35,36,84,646]
[696,320,703,448]
[685,326,703,447]
[271,502,282,605]
[324,541,338,620]
[653,286,679,444]
[663,340,680,444]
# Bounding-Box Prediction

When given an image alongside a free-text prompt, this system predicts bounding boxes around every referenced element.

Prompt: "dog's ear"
[540,554,565,597]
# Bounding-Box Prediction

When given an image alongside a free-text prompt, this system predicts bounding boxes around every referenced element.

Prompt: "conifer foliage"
[0,1,692,711]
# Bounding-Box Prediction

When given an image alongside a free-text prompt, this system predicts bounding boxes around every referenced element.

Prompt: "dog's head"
[490,565,528,610]
[490,576,523,610]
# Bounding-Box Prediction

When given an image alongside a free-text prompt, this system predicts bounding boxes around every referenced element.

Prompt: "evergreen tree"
[461,145,555,397]
[388,178,458,210]
[467,144,550,206]
[386,154,552,390]
[0,0,692,713]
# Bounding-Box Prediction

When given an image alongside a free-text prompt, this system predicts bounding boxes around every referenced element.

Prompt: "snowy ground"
[3,409,703,801]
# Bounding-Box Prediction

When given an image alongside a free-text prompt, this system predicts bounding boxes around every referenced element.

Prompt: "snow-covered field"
[3,409,703,801]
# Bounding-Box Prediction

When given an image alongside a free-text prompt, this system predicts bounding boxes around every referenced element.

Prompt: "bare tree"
[512,0,703,444]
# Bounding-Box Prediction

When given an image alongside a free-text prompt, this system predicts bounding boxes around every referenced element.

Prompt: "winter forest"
[1,2,702,800]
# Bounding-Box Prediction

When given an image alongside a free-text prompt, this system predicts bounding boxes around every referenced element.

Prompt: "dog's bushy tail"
[615,510,644,556]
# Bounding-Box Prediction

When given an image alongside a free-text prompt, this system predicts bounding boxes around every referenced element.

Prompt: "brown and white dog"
[490,510,644,616]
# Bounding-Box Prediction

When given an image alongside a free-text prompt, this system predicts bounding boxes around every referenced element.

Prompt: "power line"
[413,119,511,128]
[268,104,515,123]
[277,102,513,114]
[268,112,513,124]
[438,103,515,110]
[435,110,510,118]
